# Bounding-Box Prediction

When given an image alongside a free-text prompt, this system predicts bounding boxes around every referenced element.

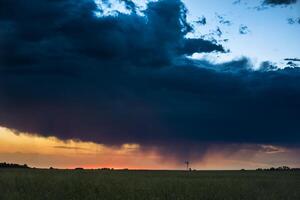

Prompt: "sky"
[185,0,300,66]
[0,0,300,170]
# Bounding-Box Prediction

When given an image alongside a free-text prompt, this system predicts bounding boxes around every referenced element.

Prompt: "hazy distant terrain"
[0,169,299,200]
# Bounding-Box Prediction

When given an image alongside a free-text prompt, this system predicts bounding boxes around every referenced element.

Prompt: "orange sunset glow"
[0,126,169,169]
[1,126,299,170]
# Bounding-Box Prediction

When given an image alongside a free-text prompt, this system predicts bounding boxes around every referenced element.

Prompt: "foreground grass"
[0,169,299,200]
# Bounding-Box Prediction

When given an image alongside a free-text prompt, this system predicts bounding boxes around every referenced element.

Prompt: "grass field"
[0,169,299,200]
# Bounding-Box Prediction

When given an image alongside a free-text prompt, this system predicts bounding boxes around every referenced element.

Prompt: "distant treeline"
[74,168,125,171]
[0,162,30,169]
[256,166,300,171]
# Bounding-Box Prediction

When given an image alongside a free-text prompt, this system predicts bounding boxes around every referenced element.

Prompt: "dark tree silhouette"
[256,166,299,171]
[0,162,30,169]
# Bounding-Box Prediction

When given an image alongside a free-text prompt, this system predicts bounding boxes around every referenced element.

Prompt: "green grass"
[0,169,299,200]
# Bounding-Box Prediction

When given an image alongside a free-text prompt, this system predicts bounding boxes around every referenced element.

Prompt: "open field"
[0,169,300,200]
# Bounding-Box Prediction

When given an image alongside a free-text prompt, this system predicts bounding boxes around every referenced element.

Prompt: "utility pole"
[185,161,190,171]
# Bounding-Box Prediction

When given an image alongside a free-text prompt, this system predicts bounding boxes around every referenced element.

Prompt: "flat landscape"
[1,169,299,200]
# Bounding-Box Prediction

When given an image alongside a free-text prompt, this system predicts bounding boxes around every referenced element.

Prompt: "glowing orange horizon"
[1,126,299,170]
[0,126,179,170]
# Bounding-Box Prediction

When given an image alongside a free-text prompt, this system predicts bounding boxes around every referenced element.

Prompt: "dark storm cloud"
[120,0,137,13]
[286,61,299,67]
[263,0,298,5]
[287,18,300,25]
[234,0,298,10]
[259,61,278,71]
[0,0,300,159]
[287,18,296,24]
[233,0,242,5]
[214,27,223,37]
[196,16,207,25]
[285,58,300,68]
[0,0,223,68]
[284,58,300,62]
[259,0,299,11]
[180,38,224,55]
[217,15,232,26]
[239,25,250,35]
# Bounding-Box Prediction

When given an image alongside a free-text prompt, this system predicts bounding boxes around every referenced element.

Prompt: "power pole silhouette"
[185,161,190,171]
